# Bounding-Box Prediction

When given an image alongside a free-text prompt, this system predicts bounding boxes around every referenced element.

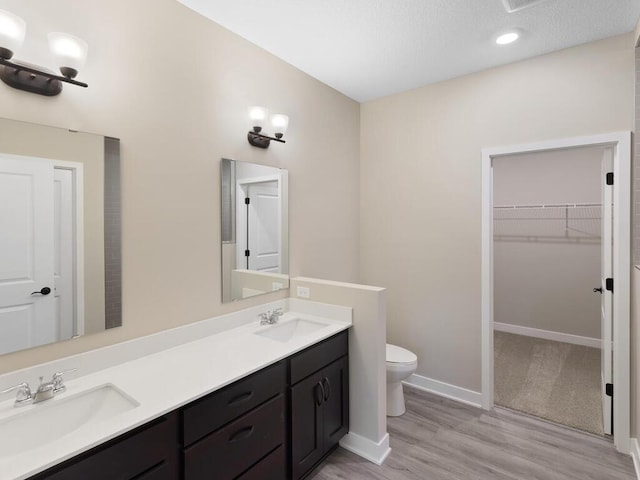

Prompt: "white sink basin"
[0,384,139,457]
[255,318,327,343]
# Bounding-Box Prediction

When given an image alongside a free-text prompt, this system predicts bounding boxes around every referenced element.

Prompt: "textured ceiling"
[178,0,640,102]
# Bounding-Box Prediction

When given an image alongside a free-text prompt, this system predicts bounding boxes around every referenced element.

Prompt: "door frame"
[51,159,85,337]
[481,131,631,453]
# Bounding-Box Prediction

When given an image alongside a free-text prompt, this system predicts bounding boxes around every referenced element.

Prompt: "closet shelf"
[493,203,603,242]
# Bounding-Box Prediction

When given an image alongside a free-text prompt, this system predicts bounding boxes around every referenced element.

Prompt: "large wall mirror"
[0,118,121,355]
[221,158,289,302]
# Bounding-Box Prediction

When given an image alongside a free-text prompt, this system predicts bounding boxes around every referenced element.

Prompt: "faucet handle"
[1,382,33,406]
[51,369,77,393]
[273,308,284,315]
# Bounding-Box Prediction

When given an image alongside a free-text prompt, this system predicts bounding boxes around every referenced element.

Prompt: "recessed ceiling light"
[496,32,520,45]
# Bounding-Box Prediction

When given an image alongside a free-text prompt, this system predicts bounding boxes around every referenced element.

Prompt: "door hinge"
[606,383,613,397]
[606,172,614,185]
[245,197,250,205]
[605,278,614,293]
[244,249,250,257]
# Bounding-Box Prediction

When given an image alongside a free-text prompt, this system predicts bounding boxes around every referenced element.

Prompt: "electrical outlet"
[296,286,310,298]
[272,282,284,291]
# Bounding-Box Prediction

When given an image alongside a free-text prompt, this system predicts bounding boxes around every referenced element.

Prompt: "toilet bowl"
[386,344,418,417]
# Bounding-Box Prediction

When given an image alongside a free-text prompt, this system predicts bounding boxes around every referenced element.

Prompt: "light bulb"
[0,10,26,59]
[48,32,88,79]
[495,32,519,45]
[271,114,289,139]
[248,106,269,133]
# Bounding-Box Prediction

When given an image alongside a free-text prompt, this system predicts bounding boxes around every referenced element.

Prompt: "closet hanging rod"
[494,202,601,210]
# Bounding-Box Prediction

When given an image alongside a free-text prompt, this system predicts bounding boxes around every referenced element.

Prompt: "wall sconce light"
[0,9,88,96]
[247,106,289,148]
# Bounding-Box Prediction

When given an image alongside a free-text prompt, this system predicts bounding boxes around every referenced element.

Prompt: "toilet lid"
[386,344,417,363]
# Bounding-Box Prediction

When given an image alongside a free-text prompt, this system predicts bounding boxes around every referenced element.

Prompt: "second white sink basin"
[255,318,327,343]
[0,383,139,458]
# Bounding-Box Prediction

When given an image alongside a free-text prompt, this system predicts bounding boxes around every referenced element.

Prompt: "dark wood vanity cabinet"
[290,332,349,480]
[27,330,349,480]
[30,413,181,480]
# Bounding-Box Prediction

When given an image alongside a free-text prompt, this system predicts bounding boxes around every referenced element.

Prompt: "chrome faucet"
[1,369,76,407]
[32,376,56,403]
[259,308,284,325]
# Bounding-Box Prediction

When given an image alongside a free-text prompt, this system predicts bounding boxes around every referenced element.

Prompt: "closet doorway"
[480,132,630,453]
[493,146,607,435]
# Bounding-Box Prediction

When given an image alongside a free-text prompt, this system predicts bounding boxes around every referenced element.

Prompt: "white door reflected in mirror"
[0,154,82,354]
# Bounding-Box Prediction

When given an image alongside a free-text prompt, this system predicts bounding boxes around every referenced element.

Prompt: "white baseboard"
[494,322,601,349]
[339,432,391,465]
[404,373,482,408]
[630,438,640,479]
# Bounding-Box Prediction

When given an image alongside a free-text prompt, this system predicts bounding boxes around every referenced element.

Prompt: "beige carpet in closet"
[494,330,603,436]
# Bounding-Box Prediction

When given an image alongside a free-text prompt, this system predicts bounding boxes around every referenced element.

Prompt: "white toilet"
[386,343,418,416]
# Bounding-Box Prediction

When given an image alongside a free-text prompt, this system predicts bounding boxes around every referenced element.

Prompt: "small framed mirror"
[221,158,289,302]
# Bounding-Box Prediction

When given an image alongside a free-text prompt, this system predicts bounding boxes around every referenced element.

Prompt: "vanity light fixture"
[0,9,88,96]
[247,106,289,148]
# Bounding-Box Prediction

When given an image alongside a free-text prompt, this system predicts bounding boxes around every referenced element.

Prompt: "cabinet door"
[290,370,324,480]
[321,356,349,451]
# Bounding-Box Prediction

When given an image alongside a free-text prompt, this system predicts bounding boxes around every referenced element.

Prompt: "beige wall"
[493,147,603,339]
[0,0,360,373]
[360,34,634,392]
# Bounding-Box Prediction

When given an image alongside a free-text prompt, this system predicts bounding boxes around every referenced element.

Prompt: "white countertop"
[0,305,351,480]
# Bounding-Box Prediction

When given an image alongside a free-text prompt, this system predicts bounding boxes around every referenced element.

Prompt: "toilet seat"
[386,344,417,364]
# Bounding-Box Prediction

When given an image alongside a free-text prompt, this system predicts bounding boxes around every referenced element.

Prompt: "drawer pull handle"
[229,425,254,443]
[315,381,325,406]
[322,377,331,401]
[228,391,254,406]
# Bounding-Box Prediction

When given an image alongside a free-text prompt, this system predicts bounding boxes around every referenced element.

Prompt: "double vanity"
[0,302,352,480]
[0,119,380,479]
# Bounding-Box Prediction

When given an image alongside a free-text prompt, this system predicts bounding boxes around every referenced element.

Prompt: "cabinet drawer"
[236,444,286,480]
[32,413,179,480]
[290,330,348,384]
[183,360,286,446]
[184,394,285,480]
[130,462,171,480]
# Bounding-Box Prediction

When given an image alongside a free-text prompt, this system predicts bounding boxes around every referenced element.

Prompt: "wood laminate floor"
[309,386,635,480]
